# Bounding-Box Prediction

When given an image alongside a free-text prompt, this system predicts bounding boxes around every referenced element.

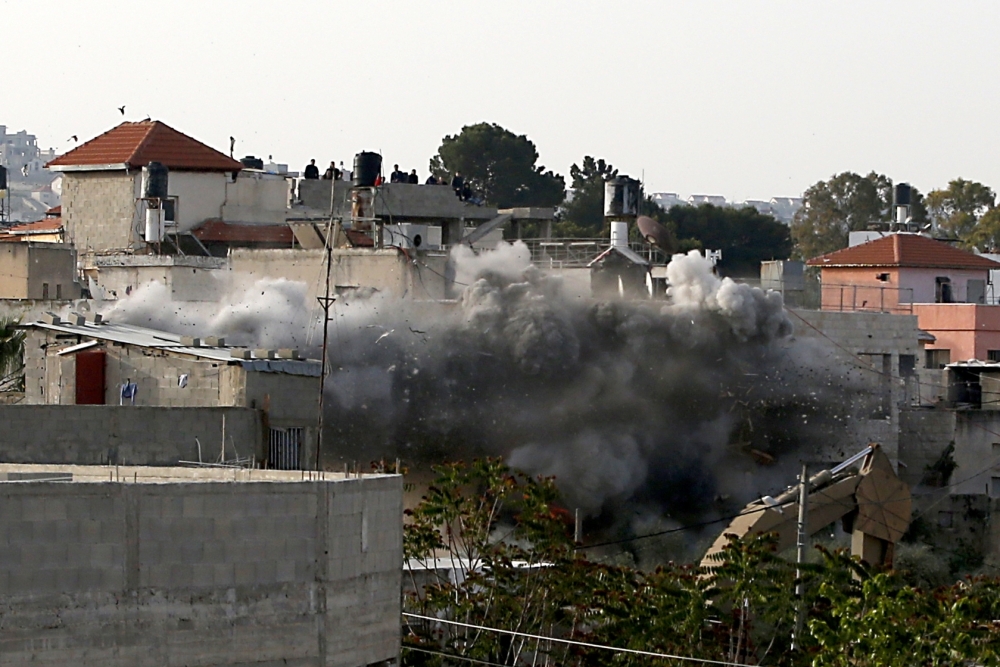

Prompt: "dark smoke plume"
[108,244,884,559]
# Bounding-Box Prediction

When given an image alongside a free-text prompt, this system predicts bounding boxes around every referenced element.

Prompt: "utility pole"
[792,464,809,651]
[315,179,340,472]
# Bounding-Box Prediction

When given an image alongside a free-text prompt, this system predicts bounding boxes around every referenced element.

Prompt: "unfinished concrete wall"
[0,465,402,666]
[789,309,923,465]
[0,244,79,300]
[229,247,449,300]
[0,405,261,465]
[62,171,140,251]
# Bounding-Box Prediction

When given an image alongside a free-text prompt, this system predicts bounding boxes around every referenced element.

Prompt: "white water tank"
[610,221,629,248]
[144,207,164,242]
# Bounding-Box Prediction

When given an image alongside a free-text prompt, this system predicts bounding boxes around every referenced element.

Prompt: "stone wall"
[62,171,140,252]
[0,465,402,666]
[0,405,262,465]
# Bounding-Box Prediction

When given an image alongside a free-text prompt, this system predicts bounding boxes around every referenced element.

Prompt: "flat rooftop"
[0,463,396,485]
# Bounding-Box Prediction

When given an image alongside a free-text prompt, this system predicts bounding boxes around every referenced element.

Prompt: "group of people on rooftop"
[302,159,481,204]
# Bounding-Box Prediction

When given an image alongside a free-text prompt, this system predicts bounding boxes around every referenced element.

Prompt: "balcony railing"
[820,284,915,314]
[518,238,671,268]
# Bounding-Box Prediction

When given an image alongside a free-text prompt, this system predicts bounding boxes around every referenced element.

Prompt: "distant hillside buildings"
[650,191,802,224]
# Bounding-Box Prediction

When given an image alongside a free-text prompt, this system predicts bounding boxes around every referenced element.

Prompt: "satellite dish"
[636,215,674,252]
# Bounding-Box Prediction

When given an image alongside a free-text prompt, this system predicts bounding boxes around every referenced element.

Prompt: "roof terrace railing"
[820,284,915,314]
[517,238,671,268]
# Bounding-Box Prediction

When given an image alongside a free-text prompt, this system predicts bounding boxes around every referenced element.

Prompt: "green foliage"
[557,156,618,237]
[791,171,895,259]
[663,204,792,276]
[403,458,1000,667]
[429,123,565,208]
[927,178,996,244]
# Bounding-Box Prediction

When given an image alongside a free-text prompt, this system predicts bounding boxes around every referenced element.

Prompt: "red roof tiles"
[806,234,1000,270]
[47,121,242,172]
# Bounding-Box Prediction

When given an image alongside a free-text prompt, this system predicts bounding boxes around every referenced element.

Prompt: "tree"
[664,204,792,276]
[926,178,996,243]
[967,207,1000,252]
[429,123,565,208]
[0,318,24,391]
[557,156,618,236]
[791,171,894,259]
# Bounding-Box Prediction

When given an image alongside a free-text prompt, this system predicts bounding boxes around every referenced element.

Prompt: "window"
[899,354,916,377]
[55,284,62,300]
[926,349,951,369]
[992,477,1000,498]
[268,427,303,470]
[876,272,890,282]
[936,277,953,303]
[41,283,49,299]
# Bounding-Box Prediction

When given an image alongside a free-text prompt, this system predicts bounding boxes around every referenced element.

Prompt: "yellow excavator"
[701,444,911,568]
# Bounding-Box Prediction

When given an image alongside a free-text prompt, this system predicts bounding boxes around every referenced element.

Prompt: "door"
[75,350,106,404]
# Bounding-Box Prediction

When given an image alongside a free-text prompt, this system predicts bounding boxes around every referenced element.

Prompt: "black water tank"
[144,161,169,199]
[240,155,264,170]
[0,165,6,190]
[895,182,912,207]
[353,152,382,187]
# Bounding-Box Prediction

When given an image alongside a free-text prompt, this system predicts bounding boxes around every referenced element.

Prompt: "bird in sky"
[117,105,125,115]
[229,136,235,157]
[67,135,78,142]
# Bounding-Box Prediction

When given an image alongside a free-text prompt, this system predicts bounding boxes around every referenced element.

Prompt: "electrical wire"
[402,613,764,667]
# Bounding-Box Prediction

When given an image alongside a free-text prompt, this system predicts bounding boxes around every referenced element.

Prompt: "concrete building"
[46,120,291,253]
[807,233,1000,365]
[21,318,321,469]
[0,243,80,300]
[0,463,402,666]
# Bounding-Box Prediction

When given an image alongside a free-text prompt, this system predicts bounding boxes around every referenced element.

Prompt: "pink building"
[807,234,1000,365]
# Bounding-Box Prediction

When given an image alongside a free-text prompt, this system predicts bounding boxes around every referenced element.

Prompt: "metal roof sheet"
[26,320,320,376]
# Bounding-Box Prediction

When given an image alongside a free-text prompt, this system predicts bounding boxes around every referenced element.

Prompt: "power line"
[402,613,763,667]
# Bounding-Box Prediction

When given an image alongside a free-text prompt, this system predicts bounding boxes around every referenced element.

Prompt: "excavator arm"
[700,444,911,569]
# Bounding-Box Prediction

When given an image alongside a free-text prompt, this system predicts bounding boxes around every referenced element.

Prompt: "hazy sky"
[5,1,999,201]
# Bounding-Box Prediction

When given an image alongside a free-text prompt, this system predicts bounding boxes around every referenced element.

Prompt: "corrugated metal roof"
[26,320,320,377]
[806,233,1000,270]
[47,121,243,172]
[587,244,650,267]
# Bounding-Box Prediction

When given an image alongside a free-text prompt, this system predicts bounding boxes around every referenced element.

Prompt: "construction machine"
[701,444,911,569]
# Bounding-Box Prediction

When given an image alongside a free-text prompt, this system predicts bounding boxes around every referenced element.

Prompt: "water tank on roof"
[142,162,169,199]
[353,152,382,187]
[895,182,912,207]
[604,175,640,218]
[240,155,264,170]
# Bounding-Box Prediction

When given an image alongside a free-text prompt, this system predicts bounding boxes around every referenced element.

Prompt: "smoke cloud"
[107,243,884,560]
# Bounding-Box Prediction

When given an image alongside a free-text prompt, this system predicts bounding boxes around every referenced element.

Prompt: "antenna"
[315,180,340,471]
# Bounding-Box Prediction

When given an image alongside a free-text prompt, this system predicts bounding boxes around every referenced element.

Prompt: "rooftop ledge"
[0,463,398,485]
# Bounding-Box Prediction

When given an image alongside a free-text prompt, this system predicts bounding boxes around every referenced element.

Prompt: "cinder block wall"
[0,472,403,666]
[63,172,140,252]
[0,405,262,465]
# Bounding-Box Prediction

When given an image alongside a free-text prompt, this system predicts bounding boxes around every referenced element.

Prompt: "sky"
[4,0,999,202]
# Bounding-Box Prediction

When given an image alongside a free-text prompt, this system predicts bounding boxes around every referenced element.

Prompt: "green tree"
[664,204,792,276]
[926,178,996,243]
[791,171,894,259]
[556,156,618,237]
[429,123,565,208]
[0,318,24,391]
[967,207,1000,252]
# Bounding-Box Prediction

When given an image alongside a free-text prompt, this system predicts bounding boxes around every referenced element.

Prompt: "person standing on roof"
[390,164,405,183]
[304,159,320,179]
[425,174,438,185]
[408,169,419,184]
[322,161,338,180]
[339,161,352,181]
[451,172,465,199]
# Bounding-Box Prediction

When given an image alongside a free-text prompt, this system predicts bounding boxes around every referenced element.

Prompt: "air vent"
[180,336,201,347]
[230,348,252,359]
[276,349,300,360]
[252,349,276,360]
[204,336,226,347]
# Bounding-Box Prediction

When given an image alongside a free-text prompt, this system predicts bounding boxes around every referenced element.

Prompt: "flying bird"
[229,136,236,157]
[118,105,126,115]
[67,135,78,142]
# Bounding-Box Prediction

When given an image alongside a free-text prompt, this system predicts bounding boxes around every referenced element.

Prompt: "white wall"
[168,171,227,232]
[222,172,288,224]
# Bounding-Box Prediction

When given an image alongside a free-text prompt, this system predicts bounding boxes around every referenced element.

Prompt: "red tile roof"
[806,233,1000,270]
[192,220,292,244]
[5,218,63,234]
[47,121,242,172]
[45,205,61,216]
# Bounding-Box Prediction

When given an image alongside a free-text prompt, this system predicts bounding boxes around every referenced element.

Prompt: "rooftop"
[47,121,242,173]
[0,463,392,485]
[807,233,1000,270]
[26,319,321,376]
